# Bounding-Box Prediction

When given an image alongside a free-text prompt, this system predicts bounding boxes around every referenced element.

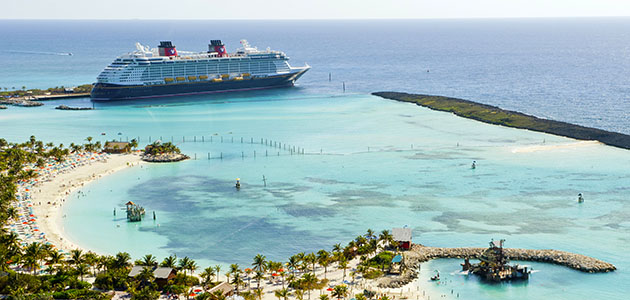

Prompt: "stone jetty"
[378,244,616,288]
[55,105,94,110]
[0,99,44,107]
[142,153,189,163]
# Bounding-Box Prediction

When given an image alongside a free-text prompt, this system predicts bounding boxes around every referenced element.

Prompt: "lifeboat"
[233,77,244,81]
[164,78,174,82]
[188,76,197,80]
[212,78,222,82]
[176,77,186,81]
[241,73,251,77]
[221,74,230,79]
[199,75,208,80]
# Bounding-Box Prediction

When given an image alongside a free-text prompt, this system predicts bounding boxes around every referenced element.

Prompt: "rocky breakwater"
[378,244,616,288]
[142,153,189,163]
[0,99,44,107]
[55,105,94,110]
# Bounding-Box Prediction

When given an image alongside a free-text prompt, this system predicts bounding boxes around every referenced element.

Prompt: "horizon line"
[1,15,630,21]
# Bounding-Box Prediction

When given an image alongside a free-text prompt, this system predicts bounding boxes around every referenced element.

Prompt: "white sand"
[511,140,600,153]
[24,153,144,253]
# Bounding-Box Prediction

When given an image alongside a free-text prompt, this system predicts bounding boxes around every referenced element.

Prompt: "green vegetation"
[373,92,630,150]
[1,136,399,299]
[143,141,181,155]
[0,84,93,98]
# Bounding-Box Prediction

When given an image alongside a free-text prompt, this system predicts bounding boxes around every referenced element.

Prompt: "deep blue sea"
[1,19,630,133]
[2,19,630,299]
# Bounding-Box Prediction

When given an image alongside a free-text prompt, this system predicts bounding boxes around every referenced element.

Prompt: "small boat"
[101,132,106,135]
[431,271,440,281]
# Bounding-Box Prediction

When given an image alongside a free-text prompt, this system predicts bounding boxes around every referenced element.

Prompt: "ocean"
[1,19,630,299]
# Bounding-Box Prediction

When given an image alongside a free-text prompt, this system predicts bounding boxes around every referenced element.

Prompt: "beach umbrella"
[327,288,334,292]
[272,273,278,277]
[194,289,202,293]
[278,268,284,272]
[189,293,196,297]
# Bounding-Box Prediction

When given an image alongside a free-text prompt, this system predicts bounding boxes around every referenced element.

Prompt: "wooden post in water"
[231,137,234,143]
[254,151,256,157]
[251,137,253,144]
[194,136,196,142]
[343,81,345,93]
[220,152,223,160]
[242,151,244,159]
[202,136,204,142]
[221,136,223,143]
[208,153,210,160]
[329,72,331,81]
[183,136,185,143]
[194,153,197,160]
[266,150,268,157]
[241,137,243,143]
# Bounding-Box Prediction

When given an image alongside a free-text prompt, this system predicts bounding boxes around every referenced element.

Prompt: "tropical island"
[0,135,617,299]
[372,92,630,150]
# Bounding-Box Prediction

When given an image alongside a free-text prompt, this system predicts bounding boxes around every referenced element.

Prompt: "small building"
[392,227,412,250]
[209,282,235,297]
[104,141,130,153]
[128,266,177,289]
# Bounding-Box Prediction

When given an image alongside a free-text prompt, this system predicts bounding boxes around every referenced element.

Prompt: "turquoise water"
[1,92,629,299]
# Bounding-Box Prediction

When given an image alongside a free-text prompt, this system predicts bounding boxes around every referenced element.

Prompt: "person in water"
[578,193,584,203]
[471,161,476,169]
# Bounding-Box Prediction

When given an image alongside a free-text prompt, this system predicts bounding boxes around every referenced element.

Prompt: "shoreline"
[372,92,630,150]
[10,152,144,254]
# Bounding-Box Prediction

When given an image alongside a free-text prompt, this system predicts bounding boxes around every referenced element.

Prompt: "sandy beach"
[8,152,144,254]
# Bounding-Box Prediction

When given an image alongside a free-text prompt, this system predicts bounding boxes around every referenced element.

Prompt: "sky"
[2,0,630,20]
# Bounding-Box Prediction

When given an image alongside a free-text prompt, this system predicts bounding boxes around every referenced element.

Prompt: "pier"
[378,243,616,288]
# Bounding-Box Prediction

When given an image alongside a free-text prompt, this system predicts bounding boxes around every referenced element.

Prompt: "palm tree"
[140,254,157,267]
[84,251,98,276]
[305,253,317,273]
[187,258,198,275]
[68,249,84,268]
[178,256,192,276]
[113,252,132,270]
[214,265,222,282]
[254,271,265,290]
[275,288,290,300]
[287,255,300,276]
[365,229,375,240]
[332,285,348,300]
[232,271,244,295]
[200,266,216,291]
[75,263,89,281]
[317,250,330,279]
[252,254,266,274]
[161,254,177,268]
[48,251,65,272]
[338,257,349,282]
[302,273,317,300]
[320,295,330,300]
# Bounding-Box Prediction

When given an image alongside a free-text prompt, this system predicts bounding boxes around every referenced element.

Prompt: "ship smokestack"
[158,41,178,57]
[209,40,228,57]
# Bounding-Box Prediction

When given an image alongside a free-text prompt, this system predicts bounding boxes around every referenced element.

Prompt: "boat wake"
[7,50,73,56]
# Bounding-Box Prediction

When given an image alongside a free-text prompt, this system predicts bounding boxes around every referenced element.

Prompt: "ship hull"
[91,70,307,101]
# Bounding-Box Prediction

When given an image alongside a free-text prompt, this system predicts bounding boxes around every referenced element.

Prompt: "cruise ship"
[90,40,310,101]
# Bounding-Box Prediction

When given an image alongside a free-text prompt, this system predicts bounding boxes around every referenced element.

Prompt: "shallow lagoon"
[2,92,629,299]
